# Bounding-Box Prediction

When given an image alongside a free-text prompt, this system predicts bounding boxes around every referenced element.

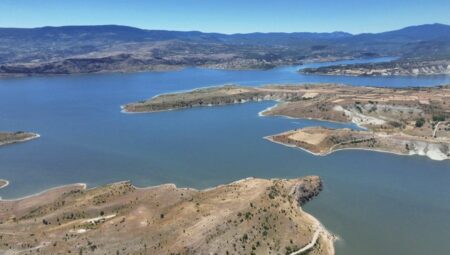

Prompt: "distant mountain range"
[0,23,449,75]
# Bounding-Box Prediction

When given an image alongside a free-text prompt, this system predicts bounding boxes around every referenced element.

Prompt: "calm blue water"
[0,58,449,255]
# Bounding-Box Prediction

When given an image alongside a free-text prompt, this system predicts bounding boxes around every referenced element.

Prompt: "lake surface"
[0,58,449,255]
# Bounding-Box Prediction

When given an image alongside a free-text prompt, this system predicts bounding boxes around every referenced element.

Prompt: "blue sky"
[0,0,449,34]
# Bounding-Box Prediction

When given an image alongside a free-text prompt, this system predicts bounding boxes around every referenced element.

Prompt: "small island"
[123,84,450,160]
[0,131,40,147]
[0,176,334,255]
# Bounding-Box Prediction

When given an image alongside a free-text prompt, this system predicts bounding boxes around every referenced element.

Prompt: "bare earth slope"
[0,176,334,255]
[0,131,39,147]
[123,84,450,160]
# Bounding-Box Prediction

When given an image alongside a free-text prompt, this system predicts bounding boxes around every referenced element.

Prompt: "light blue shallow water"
[0,58,449,255]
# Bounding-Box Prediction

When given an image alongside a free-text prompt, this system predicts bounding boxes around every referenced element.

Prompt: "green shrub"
[432,115,446,122]
[415,118,425,127]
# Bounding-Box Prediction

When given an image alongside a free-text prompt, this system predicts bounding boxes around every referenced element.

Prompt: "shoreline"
[258,103,365,129]
[257,101,281,116]
[299,71,450,77]
[0,65,187,79]
[122,91,264,114]
[0,182,87,202]
[0,56,377,80]
[0,63,294,79]
[0,176,318,201]
[264,135,448,161]
[293,207,336,255]
[0,179,203,201]
[0,177,269,201]
[120,104,178,114]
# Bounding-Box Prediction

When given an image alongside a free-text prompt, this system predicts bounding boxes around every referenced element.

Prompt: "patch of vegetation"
[267,185,280,199]
[432,115,446,122]
[415,118,425,127]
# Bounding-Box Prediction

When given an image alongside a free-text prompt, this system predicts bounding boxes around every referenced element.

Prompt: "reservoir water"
[0,58,449,255]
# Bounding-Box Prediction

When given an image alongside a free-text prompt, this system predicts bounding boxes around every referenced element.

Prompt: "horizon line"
[0,22,448,35]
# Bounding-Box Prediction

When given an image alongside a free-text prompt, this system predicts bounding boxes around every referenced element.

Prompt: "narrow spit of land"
[0,179,8,190]
[123,84,450,160]
[0,131,39,147]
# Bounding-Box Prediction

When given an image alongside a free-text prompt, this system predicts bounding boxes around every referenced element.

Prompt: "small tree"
[415,118,425,127]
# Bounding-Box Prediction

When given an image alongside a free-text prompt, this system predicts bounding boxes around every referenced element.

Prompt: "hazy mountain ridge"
[0,25,353,43]
[0,23,449,75]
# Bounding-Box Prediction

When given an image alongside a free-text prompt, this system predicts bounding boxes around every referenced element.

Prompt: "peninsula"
[123,84,450,160]
[0,131,39,147]
[0,176,334,255]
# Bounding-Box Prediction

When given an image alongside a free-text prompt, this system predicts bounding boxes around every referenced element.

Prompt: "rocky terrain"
[124,84,450,160]
[300,59,450,76]
[0,131,39,147]
[0,176,334,255]
[0,23,449,76]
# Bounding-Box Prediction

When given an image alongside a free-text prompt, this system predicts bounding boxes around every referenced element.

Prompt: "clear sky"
[0,0,449,34]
